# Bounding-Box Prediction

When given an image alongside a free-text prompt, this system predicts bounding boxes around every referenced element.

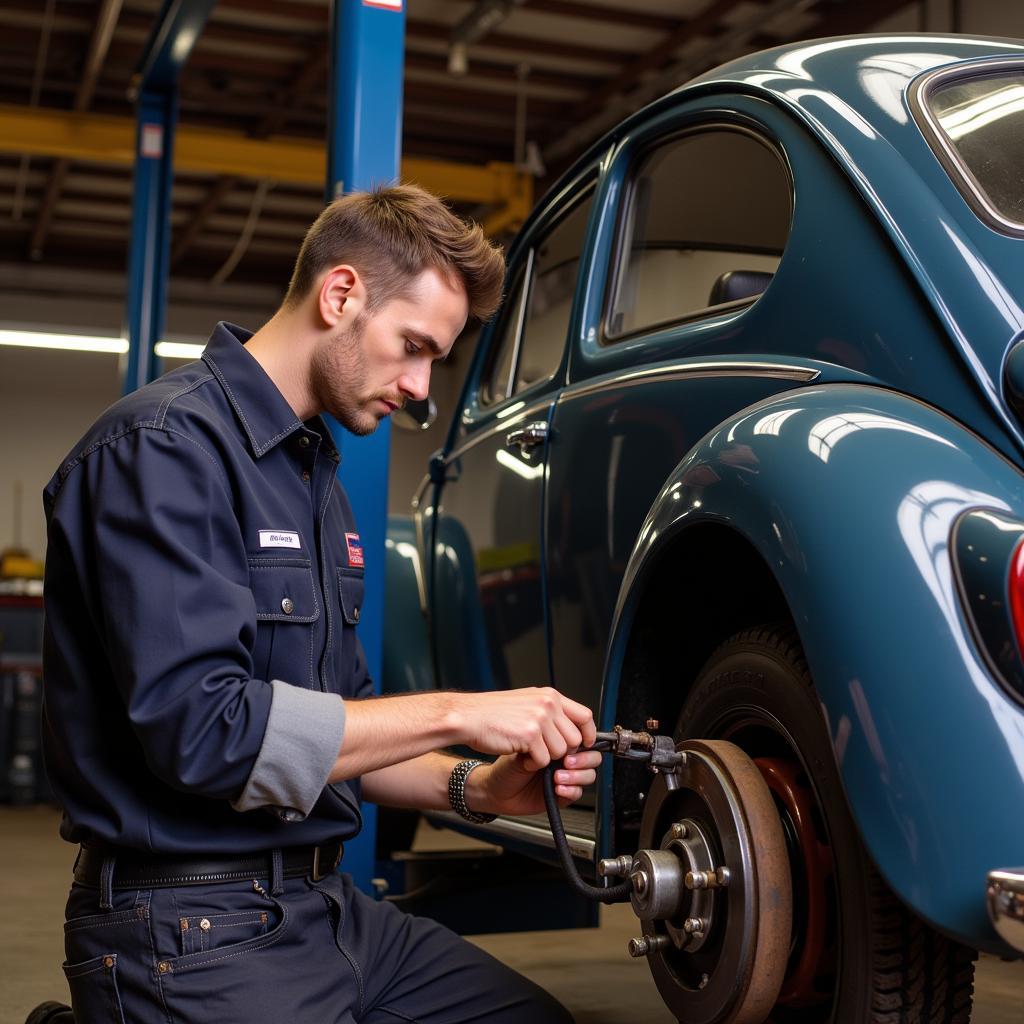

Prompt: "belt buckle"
[311,844,340,882]
[311,846,325,882]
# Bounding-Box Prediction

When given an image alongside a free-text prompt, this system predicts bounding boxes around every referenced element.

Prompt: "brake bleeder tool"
[542,722,793,1024]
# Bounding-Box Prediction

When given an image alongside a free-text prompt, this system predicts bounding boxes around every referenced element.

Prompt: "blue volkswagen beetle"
[384,34,1024,1024]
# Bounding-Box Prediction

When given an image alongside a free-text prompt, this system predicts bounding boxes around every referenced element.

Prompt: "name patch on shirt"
[259,530,301,549]
[345,533,365,568]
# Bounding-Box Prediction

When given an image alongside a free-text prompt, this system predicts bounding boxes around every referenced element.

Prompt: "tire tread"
[699,624,977,1023]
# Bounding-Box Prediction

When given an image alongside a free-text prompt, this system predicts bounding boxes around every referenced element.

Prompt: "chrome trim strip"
[987,867,1024,953]
[446,397,555,462]
[505,247,535,400]
[560,360,819,403]
[428,809,595,861]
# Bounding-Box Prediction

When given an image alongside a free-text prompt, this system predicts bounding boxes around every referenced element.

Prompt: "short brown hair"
[284,184,505,321]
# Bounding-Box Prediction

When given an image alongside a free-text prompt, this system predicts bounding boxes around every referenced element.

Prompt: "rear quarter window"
[915,63,1024,234]
[606,127,792,341]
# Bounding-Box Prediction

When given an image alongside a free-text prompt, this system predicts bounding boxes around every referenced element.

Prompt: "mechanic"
[41,184,601,1024]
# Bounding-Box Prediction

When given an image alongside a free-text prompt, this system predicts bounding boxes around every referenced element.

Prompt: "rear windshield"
[925,69,1024,230]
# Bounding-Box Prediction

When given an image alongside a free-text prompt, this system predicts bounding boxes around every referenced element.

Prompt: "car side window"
[480,263,529,406]
[513,191,594,393]
[607,128,792,340]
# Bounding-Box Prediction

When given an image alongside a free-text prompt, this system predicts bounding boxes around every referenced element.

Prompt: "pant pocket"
[63,952,127,1024]
[179,909,270,955]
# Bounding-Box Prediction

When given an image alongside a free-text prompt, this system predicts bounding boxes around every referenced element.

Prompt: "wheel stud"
[627,934,670,958]
[683,917,705,936]
[669,822,688,839]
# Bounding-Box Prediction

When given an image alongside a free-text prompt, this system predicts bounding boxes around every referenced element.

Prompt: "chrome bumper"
[987,868,1024,953]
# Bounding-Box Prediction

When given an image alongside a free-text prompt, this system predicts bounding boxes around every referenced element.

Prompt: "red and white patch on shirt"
[345,533,365,568]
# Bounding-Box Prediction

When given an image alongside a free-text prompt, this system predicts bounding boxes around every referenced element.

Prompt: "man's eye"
[405,339,420,355]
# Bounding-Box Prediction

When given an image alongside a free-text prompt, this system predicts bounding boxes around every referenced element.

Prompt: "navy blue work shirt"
[42,323,370,854]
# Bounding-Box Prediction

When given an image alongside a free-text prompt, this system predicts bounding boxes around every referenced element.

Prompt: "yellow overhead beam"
[0,103,531,219]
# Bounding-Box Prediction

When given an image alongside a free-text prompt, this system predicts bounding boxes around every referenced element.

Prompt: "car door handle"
[505,421,549,451]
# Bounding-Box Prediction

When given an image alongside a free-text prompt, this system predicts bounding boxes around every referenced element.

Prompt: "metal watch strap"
[448,759,497,824]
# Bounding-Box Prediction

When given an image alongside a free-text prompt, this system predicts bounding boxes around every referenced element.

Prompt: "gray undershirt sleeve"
[231,679,346,819]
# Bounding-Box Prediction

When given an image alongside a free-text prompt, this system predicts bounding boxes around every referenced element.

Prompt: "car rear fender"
[602,383,1024,953]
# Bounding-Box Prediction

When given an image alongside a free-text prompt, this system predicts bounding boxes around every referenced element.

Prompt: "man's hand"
[446,687,597,769]
[465,748,603,818]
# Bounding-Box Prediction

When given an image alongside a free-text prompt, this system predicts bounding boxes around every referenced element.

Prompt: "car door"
[546,112,804,705]
[431,180,597,693]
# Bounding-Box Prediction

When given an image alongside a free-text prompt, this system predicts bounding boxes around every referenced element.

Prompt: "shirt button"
[301,471,311,482]
[298,436,310,448]
[281,597,294,615]
[353,606,360,622]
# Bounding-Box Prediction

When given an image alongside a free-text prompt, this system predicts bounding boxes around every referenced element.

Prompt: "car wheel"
[674,624,976,1023]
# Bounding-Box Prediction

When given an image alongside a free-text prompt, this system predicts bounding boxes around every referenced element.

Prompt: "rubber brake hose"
[542,760,633,904]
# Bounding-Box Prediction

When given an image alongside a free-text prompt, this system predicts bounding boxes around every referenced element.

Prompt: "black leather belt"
[73,840,344,890]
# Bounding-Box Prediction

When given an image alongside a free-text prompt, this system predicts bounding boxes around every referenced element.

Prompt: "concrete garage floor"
[2,805,1021,1024]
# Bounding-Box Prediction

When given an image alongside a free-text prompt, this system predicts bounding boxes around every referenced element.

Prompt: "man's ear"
[317,265,365,328]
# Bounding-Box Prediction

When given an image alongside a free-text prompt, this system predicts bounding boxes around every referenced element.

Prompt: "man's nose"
[398,363,431,402]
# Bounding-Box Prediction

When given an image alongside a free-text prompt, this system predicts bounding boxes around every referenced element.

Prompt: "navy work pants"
[62,870,573,1023]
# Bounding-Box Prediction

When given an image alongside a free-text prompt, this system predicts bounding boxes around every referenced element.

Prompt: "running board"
[427,807,596,861]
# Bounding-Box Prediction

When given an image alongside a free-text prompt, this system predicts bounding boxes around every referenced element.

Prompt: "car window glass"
[927,71,1024,228]
[513,191,594,393]
[480,263,528,406]
[608,129,792,339]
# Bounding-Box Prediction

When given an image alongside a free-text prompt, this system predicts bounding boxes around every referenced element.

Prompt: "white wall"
[0,346,122,560]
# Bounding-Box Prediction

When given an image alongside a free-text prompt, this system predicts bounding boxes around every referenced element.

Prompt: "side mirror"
[393,395,438,432]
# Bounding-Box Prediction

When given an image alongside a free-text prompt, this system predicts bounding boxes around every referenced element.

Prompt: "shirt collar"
[201,322,305,459]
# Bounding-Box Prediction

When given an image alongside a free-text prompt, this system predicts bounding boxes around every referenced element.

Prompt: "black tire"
[675,624,976,1024]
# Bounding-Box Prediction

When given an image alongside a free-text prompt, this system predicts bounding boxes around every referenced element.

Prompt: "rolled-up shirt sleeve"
[232,680,346,818]
[62,426,274,801]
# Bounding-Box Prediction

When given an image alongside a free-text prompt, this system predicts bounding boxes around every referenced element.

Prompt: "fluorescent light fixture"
[0,329,128,354]
[0,330,205,360]
[154,341,204,360]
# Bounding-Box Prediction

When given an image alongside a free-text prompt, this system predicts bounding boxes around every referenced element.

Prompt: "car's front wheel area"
[664,624,976,1023]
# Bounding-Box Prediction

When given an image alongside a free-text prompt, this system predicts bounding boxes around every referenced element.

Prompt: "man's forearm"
[328,692,462,783]
[360,752,459,810]
[361,751,499,816]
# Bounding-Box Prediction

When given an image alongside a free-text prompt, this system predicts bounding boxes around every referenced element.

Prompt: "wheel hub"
[607,739,792,1024]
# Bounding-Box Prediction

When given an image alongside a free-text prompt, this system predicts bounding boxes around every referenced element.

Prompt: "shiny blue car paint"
[602,383,1024,953]
[382,37,1024,958]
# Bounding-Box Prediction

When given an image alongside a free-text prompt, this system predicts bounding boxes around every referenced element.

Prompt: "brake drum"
[633,739,792,1024]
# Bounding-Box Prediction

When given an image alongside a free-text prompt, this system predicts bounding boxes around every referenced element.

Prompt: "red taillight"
[1010,538,1024,656]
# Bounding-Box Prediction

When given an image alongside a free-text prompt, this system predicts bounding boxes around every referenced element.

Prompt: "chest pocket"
[337,567,364,625]
[248,558,320,622]
[248,558,320,687]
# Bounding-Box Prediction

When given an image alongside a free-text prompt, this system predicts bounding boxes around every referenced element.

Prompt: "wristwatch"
[448,759,497,824]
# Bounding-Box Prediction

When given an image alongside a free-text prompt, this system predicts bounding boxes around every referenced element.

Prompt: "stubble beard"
[310,313,379,437]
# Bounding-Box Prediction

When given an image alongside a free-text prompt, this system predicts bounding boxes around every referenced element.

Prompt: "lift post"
[325,0,406,895]
[122,0,216,394]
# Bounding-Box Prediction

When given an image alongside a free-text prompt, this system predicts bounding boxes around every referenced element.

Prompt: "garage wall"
[0,326,472,561]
